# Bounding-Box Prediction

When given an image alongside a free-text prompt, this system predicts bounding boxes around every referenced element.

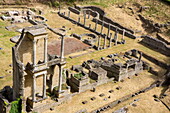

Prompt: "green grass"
[0,20,18,89]
[74,73,84,79]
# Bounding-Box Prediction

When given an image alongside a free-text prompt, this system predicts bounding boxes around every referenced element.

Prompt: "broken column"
[68,11,70,18]
[114,28,118,45]
[78,17,80,23]
[88,12,90,19]
[109,33,112,47]
[122,29,125,41]
[100,21,104,34]
[89,24,91,29]
[107,24,110,38]
[94,19,98,31]
[139,51,142,62]
[84,12,86,26]
[104,35,107,49]
[97,35,101,50]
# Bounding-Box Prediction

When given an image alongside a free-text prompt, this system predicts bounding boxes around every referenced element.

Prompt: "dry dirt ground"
[45,71,169,113]
[48,38,90,55]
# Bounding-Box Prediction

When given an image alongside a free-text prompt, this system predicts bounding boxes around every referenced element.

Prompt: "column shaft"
[97,35,101,50]
[43,73,47,98]
[109,33,112,47]
[60,36,65,62]
[44,38,47,63]
[32,75,36,102]
[94,19,98,31]
[33,40,36,66]
[100,21,104,34]
[58,66,63,92]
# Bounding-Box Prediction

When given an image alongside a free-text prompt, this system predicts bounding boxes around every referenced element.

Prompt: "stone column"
[94,19,98,31]
[97,35,101,50]
[107,24,110,38]
[139,51,142,62]
[78,17,80,23]
[68,11,70,18]
[33,40,36,66]
[44,37,48,64]
[88,12,90,19]
[58,36,65,93]
[122,29,125,41]
[63,12,65,16]
[43,73,47,98]
[84,12,86,25]
[104,35,107,49]
[32,75,36,102]
[89,24,91,29]
[109,33,112,47]
[60,36,65,62]
[114,29,118,45]
[100,21,104,34]
[58,65,63,93]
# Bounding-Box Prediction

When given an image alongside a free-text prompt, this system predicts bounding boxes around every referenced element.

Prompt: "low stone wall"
[141,52,169,69]
[141,35,170,56]
[157,34,170,45]
[68,7,80,15]
[83,9,99,18]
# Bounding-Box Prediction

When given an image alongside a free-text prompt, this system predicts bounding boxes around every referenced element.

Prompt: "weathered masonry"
[12,25,68,111]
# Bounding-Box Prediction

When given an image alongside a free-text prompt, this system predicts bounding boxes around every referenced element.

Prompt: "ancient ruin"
[0,1,170,113]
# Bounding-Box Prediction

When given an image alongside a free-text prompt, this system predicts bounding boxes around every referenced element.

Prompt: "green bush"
[10,98,22,113]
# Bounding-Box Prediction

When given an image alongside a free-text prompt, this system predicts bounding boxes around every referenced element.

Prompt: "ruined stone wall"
[141,35,170,56]
[12,47,24,99]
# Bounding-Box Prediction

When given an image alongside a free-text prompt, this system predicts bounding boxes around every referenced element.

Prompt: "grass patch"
[74,73,84,79]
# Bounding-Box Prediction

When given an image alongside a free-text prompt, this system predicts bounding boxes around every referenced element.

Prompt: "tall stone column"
[100,21,104,34]
[109,33,112,47]
[107,24,110,38]
[94,19,98,31]
[122,29,125,41]
[104,35,107,49]
[58,36,65,93]
[43,73,47,98]
[33,40,36,66]
[97,35,101,50]
[32,75,36,102]
[60,36,65,62]
[44,37,48,64]
[84,12,86,26]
